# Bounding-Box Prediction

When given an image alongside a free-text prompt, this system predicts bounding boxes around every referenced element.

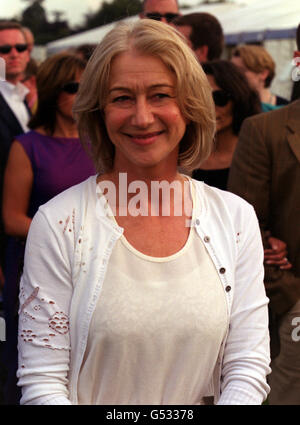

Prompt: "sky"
[1,0,207,27]
[1,0,101,26]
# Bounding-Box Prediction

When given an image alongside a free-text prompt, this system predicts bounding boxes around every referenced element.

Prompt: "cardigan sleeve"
[17,209,73,405]
[217,205,271,405]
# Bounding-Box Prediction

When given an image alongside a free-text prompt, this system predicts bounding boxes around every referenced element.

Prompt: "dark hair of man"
[75,44,97,62]
[202,60,261,135]
[29,53,86,135]
[173,13,223,60]
[297,23,300,50]
[0,20,26,38]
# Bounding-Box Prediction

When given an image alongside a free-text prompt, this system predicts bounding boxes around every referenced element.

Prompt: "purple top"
[16,130,96,218]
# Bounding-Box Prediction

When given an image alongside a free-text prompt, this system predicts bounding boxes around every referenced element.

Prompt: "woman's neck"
[100,167,183,187]
[200,128,238,170]
[52,114,79,138]
[260,87,275,105]
[97,168,190,220]
[215,127,238,152]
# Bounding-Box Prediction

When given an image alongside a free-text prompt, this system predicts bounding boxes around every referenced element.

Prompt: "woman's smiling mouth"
[126,130,165,145]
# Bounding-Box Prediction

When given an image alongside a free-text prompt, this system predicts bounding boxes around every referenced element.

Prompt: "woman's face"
[103,50,188,173]
[206,74,233,134]
[231,56,262,91]
[56,70,83,122]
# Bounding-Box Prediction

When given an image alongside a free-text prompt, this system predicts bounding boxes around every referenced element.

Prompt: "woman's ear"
[259,69,270,84]
[194,45,209,64]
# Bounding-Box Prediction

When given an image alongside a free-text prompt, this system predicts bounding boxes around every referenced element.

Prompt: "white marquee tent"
[46,0,299,52]
[46,0,300,99]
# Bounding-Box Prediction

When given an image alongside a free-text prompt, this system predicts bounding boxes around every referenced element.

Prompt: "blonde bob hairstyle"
[232,44,275,88]
[73,19,216,173]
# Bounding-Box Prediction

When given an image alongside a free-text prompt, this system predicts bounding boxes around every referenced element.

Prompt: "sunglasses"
[61,81,79,94]
[0,44,28,54]
[212,90,231,107]
[145,12,180,23]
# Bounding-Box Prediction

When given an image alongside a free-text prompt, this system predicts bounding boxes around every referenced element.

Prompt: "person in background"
[192,60,261,190]
[140,0,180,25]
[174,12,224,63]
[2,52,96,404]
[227,23,300,404]
[75,44,97,63]
[21,27,37,112]
[0,21,30,293]
[22,27,34,55]
[17,19,270,406]
[21,57,38,113]
[231,44,289,112]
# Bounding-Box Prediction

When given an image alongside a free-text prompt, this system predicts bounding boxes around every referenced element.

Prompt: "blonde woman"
[17,20,270,405]
[231,44,289,112]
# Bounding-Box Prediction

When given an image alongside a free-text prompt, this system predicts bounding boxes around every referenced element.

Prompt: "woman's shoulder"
[192,179,256,222]
[13,130,41,159]
[15,130,39,144]
[38,175,97,222]
[15,129,61,144]
[192,180,261,259]
[193,178,252,206]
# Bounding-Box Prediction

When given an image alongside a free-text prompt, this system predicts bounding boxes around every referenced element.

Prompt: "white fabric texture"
[0,80,30,131]
[17,175,271,405]
[77,187,228,404]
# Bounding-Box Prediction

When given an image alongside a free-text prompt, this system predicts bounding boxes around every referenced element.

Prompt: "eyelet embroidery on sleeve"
[74,222,93,276]
[71,208,76,245]
[19,287,39,313]
[236,232,241,244]
[62,215,70,234]
[49,312,69,335]
[19,285,70,352]
[59,208,76,236]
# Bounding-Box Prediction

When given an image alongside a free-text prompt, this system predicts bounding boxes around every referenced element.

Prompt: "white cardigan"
[17,175,271,405]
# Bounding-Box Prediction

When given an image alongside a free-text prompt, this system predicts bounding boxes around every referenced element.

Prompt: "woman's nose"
[131,98,154,128]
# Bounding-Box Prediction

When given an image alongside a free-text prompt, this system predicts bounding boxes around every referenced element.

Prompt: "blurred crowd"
[0,0,299,406]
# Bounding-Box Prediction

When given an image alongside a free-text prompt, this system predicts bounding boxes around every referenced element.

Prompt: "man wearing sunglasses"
[140,0,180,25]
[0,21,30,160]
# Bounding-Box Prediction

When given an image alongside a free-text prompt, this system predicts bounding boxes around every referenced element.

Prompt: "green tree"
[20,0,72,45]
[21,0,47,35]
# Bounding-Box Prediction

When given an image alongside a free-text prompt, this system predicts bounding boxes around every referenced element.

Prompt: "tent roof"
[192,0,299,44]
[47,0,299,53]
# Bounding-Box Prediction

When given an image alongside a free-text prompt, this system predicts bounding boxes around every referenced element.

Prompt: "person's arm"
[17,209,73,405]
[2,141,33,238]
[218,205,271,405]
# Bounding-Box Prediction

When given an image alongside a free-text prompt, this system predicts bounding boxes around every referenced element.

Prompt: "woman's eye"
[150,93,174,104]
[112,95,131,103]
[154,93,170,99]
